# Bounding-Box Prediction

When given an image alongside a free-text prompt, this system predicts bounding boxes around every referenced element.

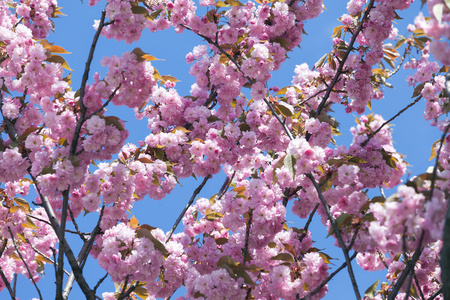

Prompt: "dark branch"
[166,175,211,242]
[8,227,43,300]
[306,173,361,300]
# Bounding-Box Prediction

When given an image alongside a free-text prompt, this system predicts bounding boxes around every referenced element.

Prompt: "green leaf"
[105,116,125,131]
[216,0,227,7]
[14,197,30,212]
[226,0,244,6]
[381,149,399,170]
[46,55,73,71]
[364,279,379,299]
[136,227,169,256]
[131,6,148,15]
[272,155,286,184]
[133,285,149,299]
[327,213,351,237]
[429,138,442,161]
[284,153,297,177]
[276,102,293,117]
[331,25,343,38]
[314,53,327,69]
[148,8,163,20]
[270,253,294,262]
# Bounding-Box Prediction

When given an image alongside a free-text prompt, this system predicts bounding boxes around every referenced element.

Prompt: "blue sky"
[8,0,443,299]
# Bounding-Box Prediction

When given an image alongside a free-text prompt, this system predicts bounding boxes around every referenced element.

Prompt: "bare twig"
[25,238,70,276]
[87,83,122,119]
[428,286,443,300]
[438,122,450,299]
[0,239,16,300]
[403,270,414,300]
[413,273,426,300]
[0,265,15,300]
[63,206,105,300]
[387,45,410,78]
[93,273,108,294]
[388,232,424,300]
[263,98,294,140]
[117,281,139,300]
[68,206,86,241]
[28,172,94,299]
[242,209,253,265]
[299,204,319,243]
[300,252,358,300]
[306,173,361,300]
[166,175,211,242]
[57,9,108,300]
[217,172,235,201]
[8,227,43,300]
[70,9,107,156]
[361,96,422,147]
[315,0,376,118]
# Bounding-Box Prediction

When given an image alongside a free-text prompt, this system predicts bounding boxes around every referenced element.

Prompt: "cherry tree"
[0,0,449,299]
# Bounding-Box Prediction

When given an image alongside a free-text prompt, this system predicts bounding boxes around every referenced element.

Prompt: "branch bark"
[306,173,361,300]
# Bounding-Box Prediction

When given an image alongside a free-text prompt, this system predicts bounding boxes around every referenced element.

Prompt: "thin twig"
[437,122,450,299]
[70,9,107,156]
[314,0,376,118]
[217,172,235,201]
[387,45,411,78]
[119,275,130,299]
[428,286,443,300]
[264,98,293,139]
[68,206,86,241]
[361,96,422,147]
[306,173,361,300]
[403,270,414,300]
[8,227,43,300]
[430,122,450,201]
[347,228,359,252]
[242,209,253,265]
[117,281,139,300]
[0,239,15,299]
[63,206,105,300]
[388,232,425,300]
[300,252,358,300]
[166,175,211,242]
[299,204,319,243]
[93,273,109,294]
[25,238,70,276]
[28,172,94,299]
[282,188,291,207]
[87,83,122,119]
[413,273,426,300]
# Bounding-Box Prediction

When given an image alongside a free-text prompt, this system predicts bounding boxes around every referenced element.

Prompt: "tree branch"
[306,173,361,300]
[300,252,358,300]
[242,209,253,265]
[0,239,16,300]
[388,232,424,300]
[117,281,139,300]
[314,0,376,118]
[299,204,319,243]
[8,227,43,300]
[361,96,422,147]
[166,175,211,242]
[62,206,105,300]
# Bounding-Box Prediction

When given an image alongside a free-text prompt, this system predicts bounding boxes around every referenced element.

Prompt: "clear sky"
[7,0,442,299]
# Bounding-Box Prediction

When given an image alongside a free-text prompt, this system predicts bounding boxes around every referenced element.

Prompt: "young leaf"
[364,279,379,299]
[46,55,73,71]
[284,153,297,177]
